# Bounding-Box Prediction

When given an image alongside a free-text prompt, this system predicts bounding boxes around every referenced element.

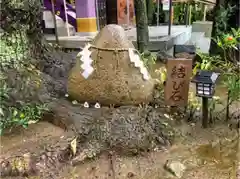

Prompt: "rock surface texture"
[67,24,155,106]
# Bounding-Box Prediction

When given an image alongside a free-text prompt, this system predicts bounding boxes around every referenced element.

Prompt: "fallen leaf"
[164,114,170,119]
[162,122,168,126]
[27,120,38,124]
[72,100,78,105]
[71,138,77,156]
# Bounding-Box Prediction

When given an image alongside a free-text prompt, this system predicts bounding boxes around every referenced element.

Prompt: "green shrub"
[0,31,47,135]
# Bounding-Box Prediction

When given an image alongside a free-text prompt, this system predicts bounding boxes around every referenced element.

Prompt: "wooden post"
[164,58,192,107]
[185,2,189,26]
[157,0,160,26]
[51,0,59,44]
[95,0,100,30]
[202,97,208,128]
[127,0,130,27]
[63,0,70,36]
[225,90,230,121]
[171,6,174,24]
[168,0,173,35]
[189,4,192,25]
[203,5,207,21]
[237,137,240,179]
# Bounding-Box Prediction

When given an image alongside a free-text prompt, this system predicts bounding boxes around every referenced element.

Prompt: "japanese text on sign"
[164,58,192,107]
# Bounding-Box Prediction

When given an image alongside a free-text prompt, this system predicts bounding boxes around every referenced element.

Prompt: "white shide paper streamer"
[78,44,94,79]
[128,49,150,80]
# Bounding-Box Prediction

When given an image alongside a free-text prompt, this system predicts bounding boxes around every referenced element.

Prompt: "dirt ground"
[0,54,238,179]
[1,120,238,179]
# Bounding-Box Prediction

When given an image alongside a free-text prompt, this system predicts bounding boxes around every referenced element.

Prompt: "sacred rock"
[67,24,155,106]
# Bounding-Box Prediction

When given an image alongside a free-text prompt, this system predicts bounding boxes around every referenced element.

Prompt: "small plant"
[155,66,167,85]
[0,103,48,135]
[214,28,240,64]
[208,96,222,123]
[0,81,48,135]
[198,28,240,121]
[187,91,201,121]
[213,28,240,120]
[140,51,157,70]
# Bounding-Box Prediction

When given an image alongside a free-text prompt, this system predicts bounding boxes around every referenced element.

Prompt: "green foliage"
[0,33,47,135]
[214,5,236,37]
[173,3,186,25]
[194,28,240,121]
[0,0,47,135]
[190,3,204,23]
[173,2,204,25]
[0,102,48,135]
[216,28,240,48]
[213,28,240,64]
[140,51,157,70]
[154,26,239,121]
[224,74,240,102]
[0,32,28,69]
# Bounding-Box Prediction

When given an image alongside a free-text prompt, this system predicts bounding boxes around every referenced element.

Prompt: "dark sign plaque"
[173,45,196,59]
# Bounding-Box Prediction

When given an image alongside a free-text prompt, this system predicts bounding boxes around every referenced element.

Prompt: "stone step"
[43,11,76,36]
[56,19,76,36]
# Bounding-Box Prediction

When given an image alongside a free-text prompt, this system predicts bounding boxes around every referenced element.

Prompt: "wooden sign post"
[164,58,192,107]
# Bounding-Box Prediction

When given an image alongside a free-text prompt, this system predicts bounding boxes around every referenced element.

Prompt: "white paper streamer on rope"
[94,102,101,108]
[83,102,89,108]
[128,49,150,80]
[77,44,94,79]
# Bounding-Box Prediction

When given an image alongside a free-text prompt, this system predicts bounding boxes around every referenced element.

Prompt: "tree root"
[0,99,174,178]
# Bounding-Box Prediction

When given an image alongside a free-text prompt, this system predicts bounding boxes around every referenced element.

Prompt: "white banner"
[162,0,170,11]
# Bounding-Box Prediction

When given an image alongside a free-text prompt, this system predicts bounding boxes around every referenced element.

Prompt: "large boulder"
[67,24,155,106]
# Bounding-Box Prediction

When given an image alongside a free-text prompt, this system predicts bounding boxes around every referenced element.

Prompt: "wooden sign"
[117,0,135,25]
[164,58,192,107]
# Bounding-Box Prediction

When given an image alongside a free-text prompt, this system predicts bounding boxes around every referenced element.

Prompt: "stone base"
[75,32,98,37]
[192,21,213,38]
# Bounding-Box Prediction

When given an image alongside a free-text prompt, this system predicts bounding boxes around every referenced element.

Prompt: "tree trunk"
[146,0,154,25]
[134,0,149,53]
[227,0,239,30]
[209,0,220,55]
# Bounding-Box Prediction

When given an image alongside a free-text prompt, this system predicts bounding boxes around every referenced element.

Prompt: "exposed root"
[0,98,175,178]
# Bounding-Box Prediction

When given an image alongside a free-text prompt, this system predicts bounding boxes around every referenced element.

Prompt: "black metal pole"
[168,0,173,36]
[202,97,209,128]
[225,90,230,121]
[185,3,189,26]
